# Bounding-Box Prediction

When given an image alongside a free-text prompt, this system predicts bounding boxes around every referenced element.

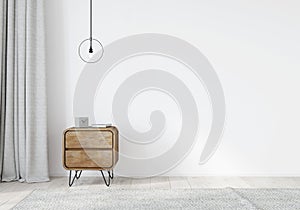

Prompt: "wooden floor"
[1,176,300,209]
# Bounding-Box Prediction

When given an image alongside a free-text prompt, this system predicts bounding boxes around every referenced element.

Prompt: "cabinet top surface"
[65,126,117,131]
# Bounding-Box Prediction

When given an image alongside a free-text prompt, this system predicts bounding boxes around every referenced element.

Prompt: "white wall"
[45,0,300,176]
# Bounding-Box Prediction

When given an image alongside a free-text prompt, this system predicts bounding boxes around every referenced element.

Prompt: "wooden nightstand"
[63,126,119,186]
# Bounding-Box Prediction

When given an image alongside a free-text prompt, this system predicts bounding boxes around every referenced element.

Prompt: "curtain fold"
[0,0,49,182]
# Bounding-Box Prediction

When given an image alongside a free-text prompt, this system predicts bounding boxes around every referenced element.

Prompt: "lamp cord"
[89,0,93,53]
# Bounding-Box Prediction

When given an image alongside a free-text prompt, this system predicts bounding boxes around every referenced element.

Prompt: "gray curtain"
[0,0,49,182]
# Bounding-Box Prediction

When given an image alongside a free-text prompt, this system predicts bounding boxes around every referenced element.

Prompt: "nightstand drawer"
[65,150,113,168]
[65,130,112,149]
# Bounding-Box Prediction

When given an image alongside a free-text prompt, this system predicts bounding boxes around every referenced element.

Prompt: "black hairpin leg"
[69,170,82,187]
[109,170,114,179]
[100,170,113,187]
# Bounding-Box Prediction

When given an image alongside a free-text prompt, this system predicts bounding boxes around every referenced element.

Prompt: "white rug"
[13,188,300,210]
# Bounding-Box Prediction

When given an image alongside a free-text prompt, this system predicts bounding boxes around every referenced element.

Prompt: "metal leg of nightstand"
[109,170,114,179]
[100,170,113,187]
[69,170,82,187]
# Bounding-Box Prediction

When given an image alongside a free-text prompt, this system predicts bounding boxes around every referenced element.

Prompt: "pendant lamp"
[78,0,104,63]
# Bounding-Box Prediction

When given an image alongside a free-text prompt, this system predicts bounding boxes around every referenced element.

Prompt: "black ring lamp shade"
[78,0,104,63]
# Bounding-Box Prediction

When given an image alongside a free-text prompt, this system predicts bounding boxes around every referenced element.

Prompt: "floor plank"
[169,177,191,189]
[150,177,170,189]
[110,177,133,189]
[187,176,250,188]
[130,178,151,189]
[241,177,300,188]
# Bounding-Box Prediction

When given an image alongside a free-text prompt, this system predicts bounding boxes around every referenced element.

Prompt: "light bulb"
[78,38,104,63]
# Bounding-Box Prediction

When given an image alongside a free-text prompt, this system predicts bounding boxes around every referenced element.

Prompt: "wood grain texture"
[65,131,112,149]
[63,127,119,170]
[65,150,113,168]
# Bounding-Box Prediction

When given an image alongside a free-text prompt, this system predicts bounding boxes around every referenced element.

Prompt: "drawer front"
[65,131,113,149]
[65,150,113,168]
